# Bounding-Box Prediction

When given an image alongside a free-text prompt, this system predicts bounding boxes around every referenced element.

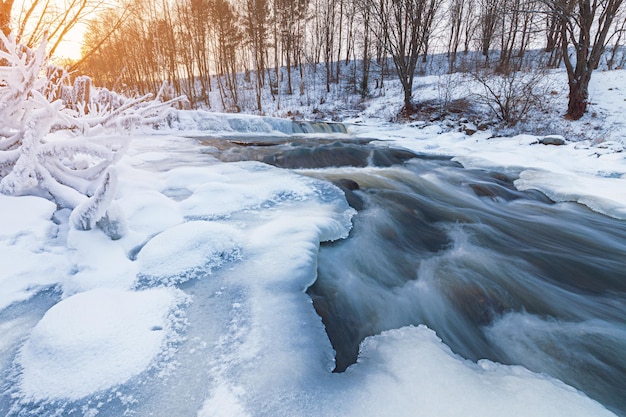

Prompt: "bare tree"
[212,0,242,110]
[477,0,501,61]
[0,0,13,36]
[274,0,308,95]
[497,0,538,72]
[358,4,372,96]
[550,0,624,119]
[447,0,469,71]
[242,0,270,110]
[13,0,106,57]
[359,0,441,113]
[606,12,626,69]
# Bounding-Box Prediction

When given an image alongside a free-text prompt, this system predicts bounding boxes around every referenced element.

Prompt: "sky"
[13,0,86,60]
[53,27,84,60]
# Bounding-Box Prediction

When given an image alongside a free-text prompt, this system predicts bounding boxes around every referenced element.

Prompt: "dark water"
[203,136,626,416]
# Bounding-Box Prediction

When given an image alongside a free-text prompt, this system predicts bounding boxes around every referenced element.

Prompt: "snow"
[342,325,616,417]
[136,221,243,285]
[1,68,626,416]
[17,287,186,401]
[0,194,57,241]
[0,195,66,310]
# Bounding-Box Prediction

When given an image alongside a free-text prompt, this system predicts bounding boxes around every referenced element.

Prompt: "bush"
[470,67,550,126]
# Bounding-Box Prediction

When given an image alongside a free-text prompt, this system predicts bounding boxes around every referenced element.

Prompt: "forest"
[77,0,626,121]
[2,0,626,121]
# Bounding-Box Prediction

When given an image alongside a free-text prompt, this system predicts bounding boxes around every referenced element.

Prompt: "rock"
[334,178,360,191]
[539,135,566,146]
[462,122,477,136]
[333,178,363,211]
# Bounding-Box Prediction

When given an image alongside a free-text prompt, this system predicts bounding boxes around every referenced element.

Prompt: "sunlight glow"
[13,0,87,61]
[52,25,85,60]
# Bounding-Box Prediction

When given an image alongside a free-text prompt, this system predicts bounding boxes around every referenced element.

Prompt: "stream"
[200,134,626,416]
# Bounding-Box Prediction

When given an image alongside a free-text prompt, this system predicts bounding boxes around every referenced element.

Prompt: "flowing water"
[201,134,626,416]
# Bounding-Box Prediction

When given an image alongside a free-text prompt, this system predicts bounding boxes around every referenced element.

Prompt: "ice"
[197,385,251,417]
[339,325,616,417]
[17,287,186,401]
[178,162,330,219]
[136,221,243,285]
[515,170,626,219]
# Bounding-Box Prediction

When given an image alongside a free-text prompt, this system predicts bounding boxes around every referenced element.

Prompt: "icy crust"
[0,195,66,310]
[136,221,243,286]
[17,287,187,401]
[0,194,56,241]
[341,325,616,417]
[0,138,356,414]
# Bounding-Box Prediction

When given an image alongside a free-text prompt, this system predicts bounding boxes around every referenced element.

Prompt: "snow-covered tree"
[0,33,181,238]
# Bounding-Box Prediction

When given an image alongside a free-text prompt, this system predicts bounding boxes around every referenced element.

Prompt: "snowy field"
[1,68,625,416]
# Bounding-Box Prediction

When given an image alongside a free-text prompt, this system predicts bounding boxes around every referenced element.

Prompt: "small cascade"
[172,111,348,135]
[292,121,348,134]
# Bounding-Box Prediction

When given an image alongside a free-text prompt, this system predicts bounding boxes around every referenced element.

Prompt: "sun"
[12,0,88,61]
[50,25,85,61]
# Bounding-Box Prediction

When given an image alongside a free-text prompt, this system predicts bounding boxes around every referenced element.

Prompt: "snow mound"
[136,221,243,285]
[18,287,186,401]
[0,195,66,310]
[344,325,616,417]
[178,162,322,219]
[0,246,66,310]
[0,195,56,242]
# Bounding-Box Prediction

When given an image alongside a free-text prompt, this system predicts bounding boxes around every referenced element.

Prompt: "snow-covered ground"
[1,68,625,416]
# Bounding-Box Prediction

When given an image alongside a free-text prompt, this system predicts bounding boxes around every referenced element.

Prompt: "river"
[200,134,626,416]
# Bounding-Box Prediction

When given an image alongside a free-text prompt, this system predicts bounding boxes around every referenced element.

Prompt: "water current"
[200,135,626,417]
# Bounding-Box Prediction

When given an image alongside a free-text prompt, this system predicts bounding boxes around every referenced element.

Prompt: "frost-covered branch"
[0,34,182,238]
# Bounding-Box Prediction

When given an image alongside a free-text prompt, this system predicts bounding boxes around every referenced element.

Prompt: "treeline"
[79,0,626,119]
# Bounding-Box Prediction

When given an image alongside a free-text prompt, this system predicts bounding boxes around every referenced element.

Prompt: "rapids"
[201,135,626,417]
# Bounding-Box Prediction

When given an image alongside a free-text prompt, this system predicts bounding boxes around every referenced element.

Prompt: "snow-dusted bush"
[470,67,551,126]
[0,34,181,239]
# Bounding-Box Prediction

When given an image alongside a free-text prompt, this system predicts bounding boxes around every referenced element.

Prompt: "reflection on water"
[204,136,626,416]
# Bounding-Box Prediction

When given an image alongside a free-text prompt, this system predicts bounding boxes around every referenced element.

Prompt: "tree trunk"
[557,0,623,120]
[400,77,415,114]
[0,0,14,36]
[566,77,590,120]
